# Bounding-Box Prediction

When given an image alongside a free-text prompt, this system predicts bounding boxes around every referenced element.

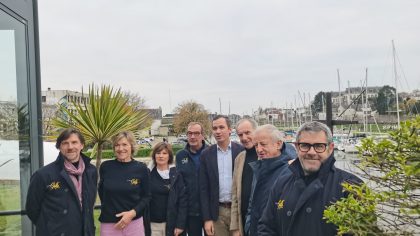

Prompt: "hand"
[232,229,241,236]
[114,209,136,230]
[174,228,184,236]
[204,220,214,236]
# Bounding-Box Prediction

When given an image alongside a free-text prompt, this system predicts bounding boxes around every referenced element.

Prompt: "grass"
[0,183,21,236]
[0,182,103,235]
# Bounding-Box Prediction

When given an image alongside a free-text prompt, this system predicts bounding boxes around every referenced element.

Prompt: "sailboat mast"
[365,68,368,133]
[337,69,341,108]
[392,40,401,128]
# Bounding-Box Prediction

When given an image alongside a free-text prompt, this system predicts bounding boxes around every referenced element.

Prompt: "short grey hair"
[236,118,258,130]
[254,124,285,142]
[187,121,204,135]
[296,121,333,143]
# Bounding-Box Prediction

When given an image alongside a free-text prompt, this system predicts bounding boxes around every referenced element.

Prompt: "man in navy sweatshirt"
[176,122,208,235]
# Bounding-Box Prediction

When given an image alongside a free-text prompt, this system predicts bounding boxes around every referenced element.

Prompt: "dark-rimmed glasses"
[296,143,328,153]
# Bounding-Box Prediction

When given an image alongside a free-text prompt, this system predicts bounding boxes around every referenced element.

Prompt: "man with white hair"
[244,124,297,236]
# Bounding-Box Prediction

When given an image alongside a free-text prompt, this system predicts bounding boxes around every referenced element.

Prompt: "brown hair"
[212,115,231,128]
[56,128,85,149]
[151,142,174,166]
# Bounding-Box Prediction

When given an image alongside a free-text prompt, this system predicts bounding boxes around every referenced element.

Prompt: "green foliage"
[0,183,21,235]
[84,150,114,159]
[312,91,326,114]
[375,85,396,115]
[51,84,151,173]
[84,145,184,159]
[136,148,152,157]
[324,116,420,235]
[324,183,383,235]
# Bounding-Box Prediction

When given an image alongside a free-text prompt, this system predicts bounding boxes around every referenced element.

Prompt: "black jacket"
[26,153,97,236]
[175,141,207,216]
[199,142,244,221]
[244,143,296,236]
[166,167,188,236]
[258,154,362,236]
[144,167,188,236]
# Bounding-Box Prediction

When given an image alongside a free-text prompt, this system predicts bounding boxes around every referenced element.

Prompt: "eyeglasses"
[187,131,201,137]
[296,143,328,153]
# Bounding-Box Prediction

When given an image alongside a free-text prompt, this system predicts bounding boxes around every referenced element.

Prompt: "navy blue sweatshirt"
[98,159,151,223]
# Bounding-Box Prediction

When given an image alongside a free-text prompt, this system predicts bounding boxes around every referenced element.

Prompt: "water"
[0,140,19,180]
[0,142,360,180]
[0,141,58,180]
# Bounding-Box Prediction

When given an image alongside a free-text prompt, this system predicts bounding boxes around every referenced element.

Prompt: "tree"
[123,91,153,130]
[42,104,58,137]
[312,91,326,115]
[375,85,396,115]
[124,91,148,112]
[324,116,420,235]
[173,101,211,136]
[52,84,151,173]
[403,97,420,115]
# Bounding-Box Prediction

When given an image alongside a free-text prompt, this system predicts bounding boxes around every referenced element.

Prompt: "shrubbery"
[84,145,184,159]
[324,116,420,235]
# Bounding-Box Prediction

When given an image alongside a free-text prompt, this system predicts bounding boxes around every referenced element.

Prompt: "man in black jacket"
[26,128,97,236]
[175,122,208,235]
[200,115,244,236]
[258,121,362,236]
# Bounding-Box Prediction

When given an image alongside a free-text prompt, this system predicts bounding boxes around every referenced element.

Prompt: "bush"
[324,116,420,235]
[84,145,185,159]
[137,148,152,157]
[84,150,114,159]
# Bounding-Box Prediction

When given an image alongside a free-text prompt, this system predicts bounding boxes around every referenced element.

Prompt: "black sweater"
[150,168,171,223]
[98,159,151,223]
[241,147,258,226]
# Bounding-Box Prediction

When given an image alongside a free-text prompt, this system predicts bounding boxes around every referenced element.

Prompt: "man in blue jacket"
[175,121,208,235]
[26,128,97,236]
[244,124,296,236]
[258,121,362,236]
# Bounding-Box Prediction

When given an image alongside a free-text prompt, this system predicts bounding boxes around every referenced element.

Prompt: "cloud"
[38,0,420,115]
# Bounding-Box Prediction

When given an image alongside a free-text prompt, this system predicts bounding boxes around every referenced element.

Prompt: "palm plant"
[51,84,151,173]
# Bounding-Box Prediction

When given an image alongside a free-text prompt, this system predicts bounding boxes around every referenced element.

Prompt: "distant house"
[331,86,381,108]
[41,88,89,135]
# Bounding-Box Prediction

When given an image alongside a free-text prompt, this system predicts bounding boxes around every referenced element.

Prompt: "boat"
[337,137,362,153]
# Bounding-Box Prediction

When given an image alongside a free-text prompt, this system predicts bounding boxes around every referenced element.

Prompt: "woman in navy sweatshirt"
[99,131,151,236]
[146,142,187,236]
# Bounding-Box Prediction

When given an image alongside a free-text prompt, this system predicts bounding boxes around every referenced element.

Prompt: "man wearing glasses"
[258,121,362,236]
[175,121,208,235]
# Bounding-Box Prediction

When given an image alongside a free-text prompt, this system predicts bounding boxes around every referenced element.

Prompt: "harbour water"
[0,141,360,180]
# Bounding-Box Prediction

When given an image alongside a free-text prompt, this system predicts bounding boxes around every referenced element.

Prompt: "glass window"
[0,8,31,236]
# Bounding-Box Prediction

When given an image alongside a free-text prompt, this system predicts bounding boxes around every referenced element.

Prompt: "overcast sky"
[38,0,420,115]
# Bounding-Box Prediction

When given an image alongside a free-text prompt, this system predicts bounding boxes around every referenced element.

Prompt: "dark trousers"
[186,215,204,236]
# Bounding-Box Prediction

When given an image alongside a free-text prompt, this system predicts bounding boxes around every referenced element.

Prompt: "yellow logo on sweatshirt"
[277,199,285,209]
[48,181,61,190]
[128,178,140,186]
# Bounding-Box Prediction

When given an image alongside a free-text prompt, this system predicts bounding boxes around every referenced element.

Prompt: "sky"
[37,0,420,115]
[0,31,17,101]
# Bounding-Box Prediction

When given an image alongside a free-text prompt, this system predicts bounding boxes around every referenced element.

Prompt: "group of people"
[25,115,361,236]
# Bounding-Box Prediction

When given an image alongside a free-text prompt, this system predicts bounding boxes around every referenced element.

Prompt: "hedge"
[84,145,184,159]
